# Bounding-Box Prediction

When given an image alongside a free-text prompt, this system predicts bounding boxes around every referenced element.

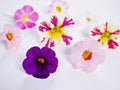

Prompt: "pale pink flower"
[69,38,105,73]
[38,15,75,48]
[0,24,21,49]
[14,5,39,30]
[91,22,120,49]
[48,0,69,14]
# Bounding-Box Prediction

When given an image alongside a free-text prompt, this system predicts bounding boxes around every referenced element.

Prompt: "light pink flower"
[14,5,39,30]
[69,38,105,73]
[48,0,69,14]
[0,24,21,49]
[38,15,75,48]
[91,22,120,49]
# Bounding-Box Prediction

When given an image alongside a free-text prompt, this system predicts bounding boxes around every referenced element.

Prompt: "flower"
[69,38,105,73]
[91,22,120,49]
[48,0,69,14]
[0,24,21,49]
[14,5,39,30]
[38,15,75,48]
[22,46,58,79]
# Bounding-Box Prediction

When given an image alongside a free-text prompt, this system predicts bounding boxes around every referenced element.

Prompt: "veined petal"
[62,34,73,45]
[108,39,119,49]
[51,16,58,26]
[60,17,74,28]
[91,27,101,36]
[39,22,51,32]
[111,29,120,35]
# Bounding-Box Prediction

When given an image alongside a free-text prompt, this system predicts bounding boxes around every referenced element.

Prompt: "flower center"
[101,31,111,42]
[82,50,92,61]
[56,6,62,13]
[86,17,91,23]
[6,33,14,41]
[48,25,64,39]
[37,58,45,64]
[22,14,28,22]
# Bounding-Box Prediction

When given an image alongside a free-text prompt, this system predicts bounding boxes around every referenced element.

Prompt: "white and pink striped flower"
[91,22,120,49]
[38,15,75,48]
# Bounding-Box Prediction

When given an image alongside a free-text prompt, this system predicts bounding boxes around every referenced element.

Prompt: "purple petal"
[40,47,50,57]
[26,22,36,28]
[23,5,33,14]
[28,12,39,21]
[47,57,58,65]
[46,49,56,60]
[14,9,23,20]
[33,67,50,79]
[16,21,26,30]
[46,63,58,73]
[26,46,41,59]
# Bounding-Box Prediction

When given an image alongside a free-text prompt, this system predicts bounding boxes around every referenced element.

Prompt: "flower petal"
[28,12,39,21]
[26,22,36,28]
[23,5,33,14]
[46,64,58,73]
[26,46,41,59]
[14,9,23,20]
[16,21,26,29]
[47,57,58,65]
[51,16,58,26]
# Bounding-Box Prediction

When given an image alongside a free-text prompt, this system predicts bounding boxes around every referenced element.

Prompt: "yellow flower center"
[6,33,14,41]
[48,25,64,39]
[82,50,92,61]
[22,14,28,22]
[37,58,45,64]
[101,31,111,42]
[86,17,91,23]
[56,6,62,13]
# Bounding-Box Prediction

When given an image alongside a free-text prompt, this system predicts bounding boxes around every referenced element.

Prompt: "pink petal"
[111,29,120,35]
[51,16,58,26]
[104,22,108,31]
[60,17,74,28]
[82,61,97,73]
[92,49,106,64]
[48,4,54,13]
[23,5,33,14]
[16,21,26,30]
[26,22,36,28]
[45,38,55,48]
[62,34,73,45]
[108,39,119,49]
[3,24,13,33]
[39,22,51,32]
[72,59,85,69]
[91,27,101,36]
[7,42,13,49]
[28,12,39,21]
[14,9,23,20]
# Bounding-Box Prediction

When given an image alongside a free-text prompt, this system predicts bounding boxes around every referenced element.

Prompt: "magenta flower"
[38,15,75,48]
[48,0,69,14]
[14,5,39,30]
[0,24,21,49]
[91,22,120,49]
[69,38,105,73]
[22,46,58,79]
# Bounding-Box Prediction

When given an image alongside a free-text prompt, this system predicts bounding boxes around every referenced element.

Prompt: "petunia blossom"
[69,38,105,73]
[38,15,75,48]
[91,22,120,49]
[0,24,21,49]
[22,46,58,79]
[14,5,39,30]
[48,0,69,14]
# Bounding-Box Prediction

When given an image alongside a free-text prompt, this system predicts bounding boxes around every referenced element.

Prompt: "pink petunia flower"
[91,22,120,49]
[48,0,69,14]
[0,24,21,49]
[69,38,105,73]
[14,5,39,30]
[38,15,75,48]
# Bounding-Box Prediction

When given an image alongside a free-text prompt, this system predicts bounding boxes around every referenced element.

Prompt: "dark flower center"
[82,50,92,61]
[6,33,14,41]
[37,58,45,64]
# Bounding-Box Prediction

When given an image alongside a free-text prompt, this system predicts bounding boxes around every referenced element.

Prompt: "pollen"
[101,31,111,42]
[86,17,91,23]
[22,14,28,22]
[82,50,92,61]
[56,6,62,13]
[6,33,14,41]
[37,58,45,64]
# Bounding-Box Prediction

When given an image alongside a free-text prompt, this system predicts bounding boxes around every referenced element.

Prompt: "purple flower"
[22,46,58,79]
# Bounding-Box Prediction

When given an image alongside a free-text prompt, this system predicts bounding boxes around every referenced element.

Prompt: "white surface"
[0,0,120,90]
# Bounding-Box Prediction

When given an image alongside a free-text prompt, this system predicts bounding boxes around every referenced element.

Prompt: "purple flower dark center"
[37,58,45,64]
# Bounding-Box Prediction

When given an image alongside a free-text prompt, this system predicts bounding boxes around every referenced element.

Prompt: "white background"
[0,0,120,90]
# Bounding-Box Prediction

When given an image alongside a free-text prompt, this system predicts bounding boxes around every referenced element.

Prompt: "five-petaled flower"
[38,15,75,48]
[91,22,120,49]
[22,46,58,79]
[69,38,105,73]
[0,24,21,49]
[48,0,69,14]
[14,5,39,30]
